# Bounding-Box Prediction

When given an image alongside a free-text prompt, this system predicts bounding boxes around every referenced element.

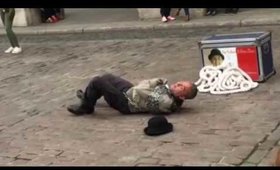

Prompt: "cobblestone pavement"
[0,25,279,166]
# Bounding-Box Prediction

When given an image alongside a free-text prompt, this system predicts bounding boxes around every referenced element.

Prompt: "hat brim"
[144,123,173,136]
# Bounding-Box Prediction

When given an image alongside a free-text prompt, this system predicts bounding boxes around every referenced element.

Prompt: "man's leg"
[183,8,189,16]
[174,8,181,16]
[160,8,165,17]
[6,9,19,48]
[92,74,133,114]
[101,74,133,114]
[103,92,131,114]
[160,8,170,17]
[0,10,5,25]
[67,74,133,115]
[4,11,15,47]
[67,76,103,115]
[183,8,190,21]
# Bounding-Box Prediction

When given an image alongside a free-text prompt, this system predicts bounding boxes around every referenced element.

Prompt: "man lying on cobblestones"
[67,73,198,115]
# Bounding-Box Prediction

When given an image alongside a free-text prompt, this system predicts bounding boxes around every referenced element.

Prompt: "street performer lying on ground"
[67,73,198,115]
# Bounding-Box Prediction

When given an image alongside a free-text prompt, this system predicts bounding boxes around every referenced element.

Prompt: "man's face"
[170,81,192,100]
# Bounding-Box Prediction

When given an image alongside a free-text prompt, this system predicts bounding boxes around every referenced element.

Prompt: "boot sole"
[67,107,93,115]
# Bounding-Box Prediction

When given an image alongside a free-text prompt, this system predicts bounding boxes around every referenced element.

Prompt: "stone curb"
[0,19,280,36]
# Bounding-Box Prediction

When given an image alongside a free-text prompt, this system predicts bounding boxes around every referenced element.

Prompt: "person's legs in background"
[205,8,211,16]
[0,10,12,53]
[160,8,168,22]
[211,8,217,16]
[39,8,47,22]
[6,9,21,54]
[54,8,65,20]
[160,8,175,22]
[183,8,190,21]
[206,8,217,16]
[174,8,181,16]
[54,8,60,19]
[44,8,59,23]
[0,10,5,26]
[59,8,65,20]
[1,9,21,54]
[165,8,175,21]
[43,8,52,22]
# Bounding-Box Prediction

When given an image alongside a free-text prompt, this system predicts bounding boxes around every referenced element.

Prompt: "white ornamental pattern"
[195,62,258,94]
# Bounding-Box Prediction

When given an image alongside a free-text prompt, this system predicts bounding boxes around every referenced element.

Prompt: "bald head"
[170,81,198,100]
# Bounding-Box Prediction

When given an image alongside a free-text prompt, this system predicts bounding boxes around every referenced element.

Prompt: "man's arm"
[146,84,183,114]
[156,96,183,113]
[137,78,168,88]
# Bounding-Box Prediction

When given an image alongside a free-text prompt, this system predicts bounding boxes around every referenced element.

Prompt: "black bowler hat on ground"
[144,116,173,136]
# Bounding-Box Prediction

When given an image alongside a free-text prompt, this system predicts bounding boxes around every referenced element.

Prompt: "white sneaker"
[4,47,14,53]
[167,16,176,21]
[161,16,168,22]
[11,47,22,54]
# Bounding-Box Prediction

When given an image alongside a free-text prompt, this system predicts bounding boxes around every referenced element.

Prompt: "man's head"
[170,81,198,100]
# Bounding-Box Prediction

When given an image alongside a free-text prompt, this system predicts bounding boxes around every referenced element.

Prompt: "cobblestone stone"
[240,163,257,166]
[230,146,255,160]
[16,152,38,160]
[258,147,279,166]
[219,156,243,165]
[27,156,57,165]
[245,150,270,164]
[0,156,15,165]
[12,159,31,165]
[0,148,21,158]
[135,157,160,165]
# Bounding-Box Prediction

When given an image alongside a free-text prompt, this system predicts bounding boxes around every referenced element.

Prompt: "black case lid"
[200,32,270,44]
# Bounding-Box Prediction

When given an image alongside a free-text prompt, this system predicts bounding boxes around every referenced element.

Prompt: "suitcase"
[198,31,276,82]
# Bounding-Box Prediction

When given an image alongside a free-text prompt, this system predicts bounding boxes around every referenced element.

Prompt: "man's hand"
[137,78,168,88]
[157,78,168,85]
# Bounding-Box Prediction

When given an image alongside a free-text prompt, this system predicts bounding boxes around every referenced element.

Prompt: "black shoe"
[67,89,94,115]
[206,10,211,16]
[211,10,217,16]
[67,103,94,115]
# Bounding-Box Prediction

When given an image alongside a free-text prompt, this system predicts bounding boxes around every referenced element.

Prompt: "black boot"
[67,90,94,115]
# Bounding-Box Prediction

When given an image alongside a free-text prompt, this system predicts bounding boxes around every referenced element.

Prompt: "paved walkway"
[0,8,279,166]
[1,8,280,36]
